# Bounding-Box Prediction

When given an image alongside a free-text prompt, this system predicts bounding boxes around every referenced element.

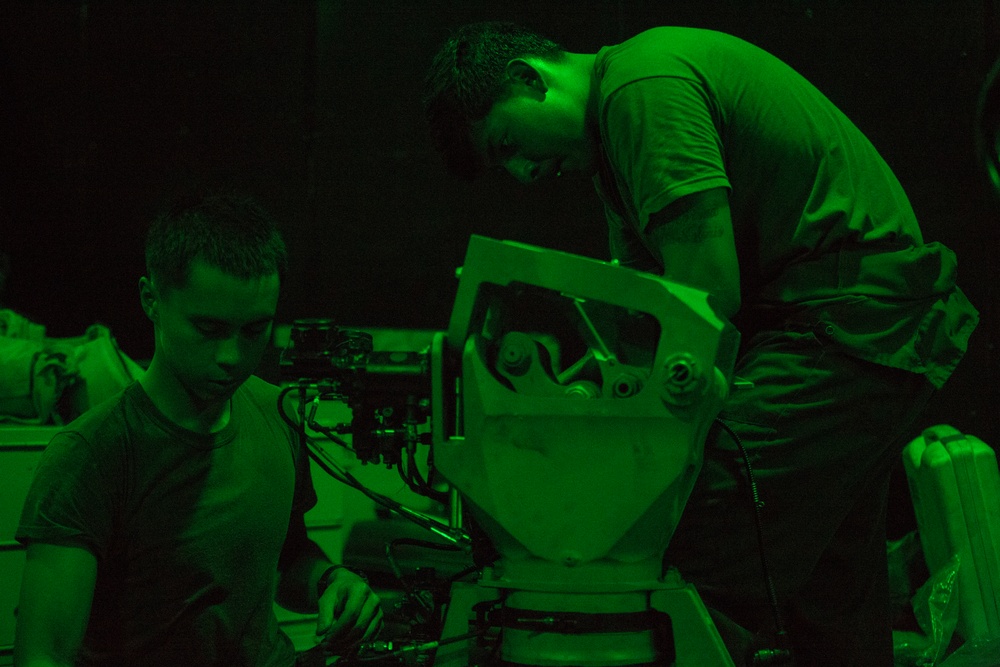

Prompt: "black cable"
[403,440,447,503]
[279,382,467,548]
[277,385,301,432]
[405,444,425,489]
[306,417,354,452]
[276,384,351,449]
[396,453,413,489]
[713,418,789,652]
[385,537,465,610]
[352,629,485,662]
[277,384,344,488]
[306,437,470,547]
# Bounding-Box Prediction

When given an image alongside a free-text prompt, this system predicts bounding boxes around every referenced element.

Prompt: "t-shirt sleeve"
[15,431,118,559]
[276,388,320,562]
[276,432,324,573]
[602,75,731,231]
[602,195,663,273]
[290,428,318,517]
[276,389,318,518]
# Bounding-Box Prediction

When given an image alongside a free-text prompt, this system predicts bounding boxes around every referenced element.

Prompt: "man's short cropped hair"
[145,193,288,293]
[422,22,563,180]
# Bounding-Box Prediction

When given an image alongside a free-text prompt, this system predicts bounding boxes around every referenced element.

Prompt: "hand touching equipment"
[315,565,384,652]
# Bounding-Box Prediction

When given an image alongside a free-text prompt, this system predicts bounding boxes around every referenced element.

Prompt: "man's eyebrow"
[190,315,274,326]
[189,316,227,325]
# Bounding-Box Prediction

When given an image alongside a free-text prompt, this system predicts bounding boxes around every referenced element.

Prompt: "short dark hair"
[145,194,288,293]
[422,22,563,180]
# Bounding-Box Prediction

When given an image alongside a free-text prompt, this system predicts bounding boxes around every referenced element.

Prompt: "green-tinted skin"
[139,259,279,434]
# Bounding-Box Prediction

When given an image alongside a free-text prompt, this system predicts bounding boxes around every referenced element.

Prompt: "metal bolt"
[564,381,600,399]
[612,374,641,398]
[670,363,690,383]
[498,335,532,376]
[662,353,704,405]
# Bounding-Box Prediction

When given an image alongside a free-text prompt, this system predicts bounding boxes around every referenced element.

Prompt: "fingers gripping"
[316,570,383,649]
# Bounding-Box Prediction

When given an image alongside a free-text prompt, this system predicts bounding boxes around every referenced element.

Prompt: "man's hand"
[315,568,383,651]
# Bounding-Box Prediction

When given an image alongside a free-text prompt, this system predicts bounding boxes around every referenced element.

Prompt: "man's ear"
[505,58,547,94]
[139,276,158,322]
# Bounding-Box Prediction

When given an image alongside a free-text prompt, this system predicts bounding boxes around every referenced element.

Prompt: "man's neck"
[139,359,231,434]
[563,51,599,115]
[562,51,601,175]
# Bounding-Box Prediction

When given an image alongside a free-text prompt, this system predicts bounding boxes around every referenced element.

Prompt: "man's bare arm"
[15,543,97,667]
[646,187,741,319]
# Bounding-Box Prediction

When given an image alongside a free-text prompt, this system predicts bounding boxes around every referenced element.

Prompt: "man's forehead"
[181,298,277,329]
[189,311,274,326]
[164,262,278,312]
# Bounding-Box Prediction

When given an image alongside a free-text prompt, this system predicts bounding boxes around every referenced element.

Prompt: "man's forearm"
[647,188,741,319]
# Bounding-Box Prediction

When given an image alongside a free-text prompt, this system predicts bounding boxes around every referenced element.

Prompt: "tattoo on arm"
[648,214,726,244]
[646,188,730,244]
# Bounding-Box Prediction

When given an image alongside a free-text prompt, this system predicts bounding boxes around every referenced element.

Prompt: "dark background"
[2,1,998,530]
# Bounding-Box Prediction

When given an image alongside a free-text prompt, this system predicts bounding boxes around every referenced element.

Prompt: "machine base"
[432,571,735,667]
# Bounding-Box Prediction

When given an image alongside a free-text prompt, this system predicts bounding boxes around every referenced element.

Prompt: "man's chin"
[194,378,243,404]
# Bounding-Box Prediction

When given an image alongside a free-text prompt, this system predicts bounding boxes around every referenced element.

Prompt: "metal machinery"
[281,236,740,666]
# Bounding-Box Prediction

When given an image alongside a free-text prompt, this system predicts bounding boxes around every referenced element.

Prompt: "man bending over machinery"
[14,195,382,666]
[422,22,979,666]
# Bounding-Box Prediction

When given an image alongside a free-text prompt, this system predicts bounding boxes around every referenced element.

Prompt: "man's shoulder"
[234,375,289,426]
[597,27,765,92]
[237,374,281,401]
[600,27,742,63]
[49,383,137,449]
[17,386,136,544]
[625,26,734,46]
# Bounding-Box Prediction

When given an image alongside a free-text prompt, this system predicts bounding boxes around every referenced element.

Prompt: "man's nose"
[215,335,242,369]
[505,154,539,184]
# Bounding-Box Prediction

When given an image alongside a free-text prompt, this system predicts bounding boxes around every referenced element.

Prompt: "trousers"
[666,326,934,666]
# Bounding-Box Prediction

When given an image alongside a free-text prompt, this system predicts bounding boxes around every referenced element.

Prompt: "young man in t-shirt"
[15,195,382,666]
[423,22,978,666]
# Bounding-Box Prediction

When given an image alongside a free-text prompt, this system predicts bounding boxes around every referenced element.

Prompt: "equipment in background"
[903,425,1000,644]
[0,313,143,425]
[976,53,1000,197]
[281,235,741,666]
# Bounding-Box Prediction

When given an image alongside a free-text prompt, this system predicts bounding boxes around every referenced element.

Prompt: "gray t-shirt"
[593,27,977,387]
[17,376,314,666]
